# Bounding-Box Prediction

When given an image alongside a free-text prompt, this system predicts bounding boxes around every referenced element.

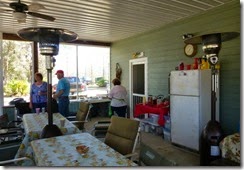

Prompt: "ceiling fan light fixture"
[13,12,26,20]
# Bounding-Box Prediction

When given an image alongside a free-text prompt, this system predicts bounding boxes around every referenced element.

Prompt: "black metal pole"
[47,69,53,125]
[211,65,216,121]
[41,55,62,139]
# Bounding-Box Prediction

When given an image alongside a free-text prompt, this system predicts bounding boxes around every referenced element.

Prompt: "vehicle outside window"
[53,76,87,95]
[80,76,92,85]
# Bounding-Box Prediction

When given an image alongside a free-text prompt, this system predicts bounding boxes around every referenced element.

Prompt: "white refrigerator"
[170,69,219,151]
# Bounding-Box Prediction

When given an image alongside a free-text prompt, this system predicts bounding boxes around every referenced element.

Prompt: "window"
[2,40,33,106]
[2,40,110,106]
[47,44,110,99]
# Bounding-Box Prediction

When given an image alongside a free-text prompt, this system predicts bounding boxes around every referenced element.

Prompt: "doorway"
[129,57,148,118]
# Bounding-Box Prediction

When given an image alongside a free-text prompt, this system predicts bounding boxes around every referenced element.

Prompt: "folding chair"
[104,116,140,161]
[0,113,24,143]
[67,101,93,132]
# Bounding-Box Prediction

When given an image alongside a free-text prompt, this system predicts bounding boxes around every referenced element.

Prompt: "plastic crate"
[163,128,171,142]
[149,125,163,135]
[149,114,159,124]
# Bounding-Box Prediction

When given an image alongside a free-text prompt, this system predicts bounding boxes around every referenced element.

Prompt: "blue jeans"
[58,97,70,117]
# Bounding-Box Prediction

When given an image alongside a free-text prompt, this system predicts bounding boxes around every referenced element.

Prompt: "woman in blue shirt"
[29,72,48,113]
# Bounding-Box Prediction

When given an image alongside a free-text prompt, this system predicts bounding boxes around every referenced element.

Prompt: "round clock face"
[184,44,197,57]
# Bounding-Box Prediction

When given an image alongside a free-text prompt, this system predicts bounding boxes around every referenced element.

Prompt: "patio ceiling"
[0,0,235,43]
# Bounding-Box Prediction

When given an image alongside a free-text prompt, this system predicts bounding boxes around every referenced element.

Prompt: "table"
[134,103,169,126]
[31,133,137,166]
[15,112,81,166]
[69,98,111,117]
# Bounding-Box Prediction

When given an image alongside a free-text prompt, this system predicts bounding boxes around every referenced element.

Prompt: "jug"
[193,58,199,69]
[157,95,164,105]
[148,95,153,105]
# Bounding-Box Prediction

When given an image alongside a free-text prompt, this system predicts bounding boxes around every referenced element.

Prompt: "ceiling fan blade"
[17,19,26,23]
[0,1,9,8]
[27,11,55,21]
[28,3,45,12]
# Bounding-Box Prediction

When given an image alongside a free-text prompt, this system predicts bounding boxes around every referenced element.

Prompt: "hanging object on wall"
[132,52,145,58]
[116,63,122,80]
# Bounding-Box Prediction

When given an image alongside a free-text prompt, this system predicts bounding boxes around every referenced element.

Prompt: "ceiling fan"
[1,0,55,23]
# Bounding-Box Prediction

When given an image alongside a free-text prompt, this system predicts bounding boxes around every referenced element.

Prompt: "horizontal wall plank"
[111,1,240,134]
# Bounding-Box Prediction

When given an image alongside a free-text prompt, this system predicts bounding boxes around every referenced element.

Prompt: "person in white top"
[108,78,127,117]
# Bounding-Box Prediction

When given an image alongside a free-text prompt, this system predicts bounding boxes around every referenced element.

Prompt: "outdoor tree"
[2,40,32,96]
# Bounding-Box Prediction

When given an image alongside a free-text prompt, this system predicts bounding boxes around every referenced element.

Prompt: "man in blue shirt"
[53,70,70,117]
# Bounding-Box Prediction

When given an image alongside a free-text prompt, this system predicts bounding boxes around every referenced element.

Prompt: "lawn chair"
[104,116,140,161]
[67,101,93,132]
[0,113,24,143]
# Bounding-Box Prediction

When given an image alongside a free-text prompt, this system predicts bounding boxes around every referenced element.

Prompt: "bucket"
[145,124,149,132]
[140,122,145,132]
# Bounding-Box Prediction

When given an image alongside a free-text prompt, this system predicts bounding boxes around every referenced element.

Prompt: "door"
[129,57,148,118]
[170,70,200,96]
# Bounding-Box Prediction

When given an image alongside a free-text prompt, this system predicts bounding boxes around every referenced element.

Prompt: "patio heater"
[185,31,239,165]
[17,27,78,138]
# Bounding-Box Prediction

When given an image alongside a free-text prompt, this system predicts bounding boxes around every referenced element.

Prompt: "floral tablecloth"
[15,112,81,166]
[31,133,137,166]
[219,133,240,164]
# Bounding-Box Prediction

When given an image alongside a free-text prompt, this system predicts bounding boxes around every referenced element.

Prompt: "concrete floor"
[84,116,200,166]
[139,131,200,166]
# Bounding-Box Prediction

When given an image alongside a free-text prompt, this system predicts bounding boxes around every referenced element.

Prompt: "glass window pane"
[133,64,145,94]
[78,45,110,98]
[3,40,33,106]
[50,44,110,99]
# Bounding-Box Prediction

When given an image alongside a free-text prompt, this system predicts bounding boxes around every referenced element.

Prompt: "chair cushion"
[105,133,134,155]
[94,123,110,130]
[75,102,89,130]
[75,111,85,130]
[104,116,139,155]
[79,102,89,113]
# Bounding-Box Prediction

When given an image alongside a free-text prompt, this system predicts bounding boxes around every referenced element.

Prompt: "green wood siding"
[110,1,240,135]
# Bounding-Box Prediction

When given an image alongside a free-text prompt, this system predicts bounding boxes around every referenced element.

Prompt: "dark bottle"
[200,120,224,165]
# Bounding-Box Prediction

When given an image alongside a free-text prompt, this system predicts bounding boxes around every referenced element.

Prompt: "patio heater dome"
[18,27,78,55]
[184,31,239,165]
[18,27,78,138]
[184,32,239,45]
[184,31,239,67]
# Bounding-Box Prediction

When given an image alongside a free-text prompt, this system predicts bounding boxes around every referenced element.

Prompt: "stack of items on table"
[134,98,169,124]
[135,98,170,137]
[139,114,162,135]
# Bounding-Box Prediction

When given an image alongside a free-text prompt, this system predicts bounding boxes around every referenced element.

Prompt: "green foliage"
[2,40,32,97]
[95,77,107,87]
[2,40,32,86]
[4,80,29,97]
